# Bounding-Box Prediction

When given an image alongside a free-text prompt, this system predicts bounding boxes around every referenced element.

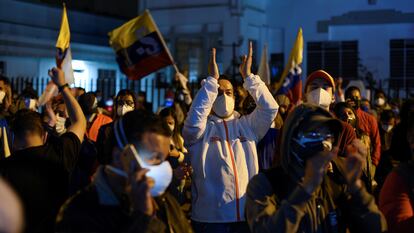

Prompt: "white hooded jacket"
[183,74,278,222]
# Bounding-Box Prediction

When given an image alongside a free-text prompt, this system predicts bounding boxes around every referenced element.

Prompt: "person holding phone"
[56,110,193,233]
[245,104,387,233]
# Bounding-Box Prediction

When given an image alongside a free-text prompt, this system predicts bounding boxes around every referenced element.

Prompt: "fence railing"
[380,77,414,98]
[8,76,202,112]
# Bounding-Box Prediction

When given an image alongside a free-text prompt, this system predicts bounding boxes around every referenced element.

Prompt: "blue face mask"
[361,105,369,112]
[392,108,399,115]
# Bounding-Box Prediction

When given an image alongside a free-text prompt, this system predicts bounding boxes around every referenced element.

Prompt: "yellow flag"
[274,28,303,92]
[56,4,70,50]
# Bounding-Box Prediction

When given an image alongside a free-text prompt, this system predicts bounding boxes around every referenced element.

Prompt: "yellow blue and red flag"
[275,28,303,105]
[108,10,175,80]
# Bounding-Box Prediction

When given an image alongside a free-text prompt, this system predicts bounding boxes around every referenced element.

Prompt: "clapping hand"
[208,48,220,80]
[239,42,253,79]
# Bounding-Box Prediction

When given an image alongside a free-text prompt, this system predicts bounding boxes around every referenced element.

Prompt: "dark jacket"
[245,104,387,233]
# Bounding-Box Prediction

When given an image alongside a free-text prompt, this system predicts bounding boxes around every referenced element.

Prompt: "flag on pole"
[275,28,303,105]
[39,3,74,106]
[108,10,176,80]
[258,44,271,85]
[56,3,74,84]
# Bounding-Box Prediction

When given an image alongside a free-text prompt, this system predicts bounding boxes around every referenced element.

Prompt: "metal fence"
[8,76,202,111]
[380,77,414,98]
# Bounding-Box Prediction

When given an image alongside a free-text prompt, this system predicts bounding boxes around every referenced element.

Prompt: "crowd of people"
[0,43,412,233]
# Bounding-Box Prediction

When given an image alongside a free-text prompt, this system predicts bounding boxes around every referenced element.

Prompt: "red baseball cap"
[304,70,336,93]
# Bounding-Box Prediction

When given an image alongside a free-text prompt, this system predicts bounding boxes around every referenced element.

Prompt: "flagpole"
[145,10,179,74]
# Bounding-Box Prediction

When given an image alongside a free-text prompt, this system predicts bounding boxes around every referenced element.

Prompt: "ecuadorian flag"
[56,3,74,84]
[275,28,303,105]
[108,10,174,80]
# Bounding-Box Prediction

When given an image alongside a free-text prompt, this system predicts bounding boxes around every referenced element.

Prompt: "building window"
[175,37,204,83]
[390,39,414,89]
[97,69,116,100]
[307,41,358,80]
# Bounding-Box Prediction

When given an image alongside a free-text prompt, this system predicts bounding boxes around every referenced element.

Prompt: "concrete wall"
[266,0,414,83]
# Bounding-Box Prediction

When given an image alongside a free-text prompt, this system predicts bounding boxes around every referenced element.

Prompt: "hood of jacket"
[280,104,343,181]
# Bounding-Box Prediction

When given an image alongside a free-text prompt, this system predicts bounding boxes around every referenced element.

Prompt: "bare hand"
[239,42,253,79]
[208,48,220,79]
[302,147,338,195]
[129,169,155,216]
[48,67,66,87]
[344,139,367,190]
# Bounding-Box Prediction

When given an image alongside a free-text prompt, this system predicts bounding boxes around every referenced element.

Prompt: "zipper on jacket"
[222,120,241,221]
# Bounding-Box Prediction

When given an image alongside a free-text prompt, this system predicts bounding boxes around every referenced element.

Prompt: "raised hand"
[48,67,66,87]
[239,42,253,79]
[302,147,338,195]
[208,48,220,80]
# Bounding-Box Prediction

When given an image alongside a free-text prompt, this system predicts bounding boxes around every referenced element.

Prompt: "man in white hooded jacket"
[183,43,279,232]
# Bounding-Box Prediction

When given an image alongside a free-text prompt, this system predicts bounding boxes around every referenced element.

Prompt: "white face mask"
[108,145,173,197]
[55,114,67,135]
[0,91,5,104]
[212,94,235,118]
[140,158,173,197]
[381,124,393,133]
[375,98,385,106]
[306,88,332,109]
[167,123,175,132]
[117,105,134,117]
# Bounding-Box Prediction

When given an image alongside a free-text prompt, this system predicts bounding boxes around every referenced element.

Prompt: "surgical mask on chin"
[212,94,235,118]
[117,105,134,117]
[0,91,5,104]
[306,88,332,109]
[167,123,175,132]
[55,114,67,135]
